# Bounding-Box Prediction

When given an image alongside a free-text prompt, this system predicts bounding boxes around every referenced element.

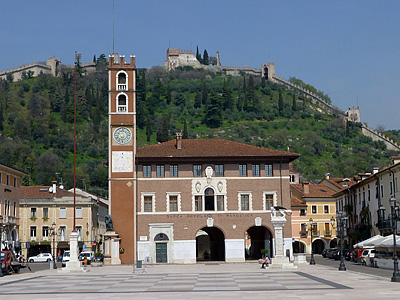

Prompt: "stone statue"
[105,215,114,232]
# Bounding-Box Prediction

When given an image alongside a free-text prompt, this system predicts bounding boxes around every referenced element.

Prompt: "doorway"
[156,243,167,263]
[245,226,273,259]
[196,227,225,261]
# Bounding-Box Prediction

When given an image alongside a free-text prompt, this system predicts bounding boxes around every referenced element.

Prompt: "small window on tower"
[117,94,127,112]
[117,72,127,90]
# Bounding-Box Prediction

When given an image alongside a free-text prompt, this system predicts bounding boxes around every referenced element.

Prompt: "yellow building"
[291,182,337,254]
[19,184,108,259]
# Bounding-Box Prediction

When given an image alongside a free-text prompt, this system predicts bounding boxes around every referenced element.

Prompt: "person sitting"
[261,256,270,269]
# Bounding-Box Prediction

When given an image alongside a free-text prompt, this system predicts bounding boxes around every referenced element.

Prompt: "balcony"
[4,215,18,225]
[311,230,320,237]
[117,84,127,90]
[377,219,392,230]
[324,230,332,237]
[299,230,308,238]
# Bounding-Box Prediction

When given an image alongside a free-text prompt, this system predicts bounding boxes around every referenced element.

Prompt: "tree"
[292,93,297,111]
[146,117,152,142]
[222,80,233,111]
[203,49,209,65]
[201,82,208,105]
[6,73,13,83]
[182,119,188,139]
[175,92,185,108]
[156,117,170,143]
[203,91,222,128]
[247,76,255,109]
[0,105,3,131]
[196,46,202,63]
[194,91,202,108]
[278,89,283,115]
[237,83,243,111]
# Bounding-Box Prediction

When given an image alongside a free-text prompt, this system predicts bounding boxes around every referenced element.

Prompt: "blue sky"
[1,1,399,130]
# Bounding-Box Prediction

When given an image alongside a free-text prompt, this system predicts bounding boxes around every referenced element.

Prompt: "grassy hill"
[0,60,398,196]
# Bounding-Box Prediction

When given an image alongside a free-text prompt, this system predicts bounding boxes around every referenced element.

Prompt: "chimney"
[52,181,57,194]
[176,132,182,150]
[325,173,330,180]
[372,167,379,174]
[302,181,310,194]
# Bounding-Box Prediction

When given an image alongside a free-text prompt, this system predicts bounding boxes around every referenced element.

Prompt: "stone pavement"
[1,262,400,299]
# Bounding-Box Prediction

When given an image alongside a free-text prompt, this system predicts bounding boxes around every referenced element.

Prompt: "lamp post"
[337,214,348,271]
[0,215,3,277]
[309,218,315,265]
[49,222,57,269]
[390,197,400,282]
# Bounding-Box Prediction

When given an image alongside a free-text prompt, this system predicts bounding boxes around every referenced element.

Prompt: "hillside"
[0,59,398,196]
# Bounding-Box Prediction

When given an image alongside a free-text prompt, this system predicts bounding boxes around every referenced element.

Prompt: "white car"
[62,250,70,263]
[28,253,53,263]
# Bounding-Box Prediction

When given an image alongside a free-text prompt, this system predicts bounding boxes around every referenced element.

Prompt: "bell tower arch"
[108,54,137,264]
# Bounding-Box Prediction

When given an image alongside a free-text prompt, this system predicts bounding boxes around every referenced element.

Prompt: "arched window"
[154,233,169,241]
[117,94,127,112]
[205,188,214,195]
[117,71,127,90]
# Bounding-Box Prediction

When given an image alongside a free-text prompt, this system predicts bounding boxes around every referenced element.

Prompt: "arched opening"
[154,233,169,263]
[204,188,214,211]
[312,239,325,254]
[329,238,337,248]
[117,94,127,112]
[293,240,306,253]
[196,227,225,261]
[245,226,273,260]
[117,72,127,90]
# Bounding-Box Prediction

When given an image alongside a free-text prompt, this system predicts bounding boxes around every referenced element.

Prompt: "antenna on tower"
[113,0,115,53]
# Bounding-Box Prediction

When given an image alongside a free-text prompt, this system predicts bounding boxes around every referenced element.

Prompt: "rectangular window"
[144,196,153,212]
[43,207,49,218]
[252,164,260,177]
[217,195,224,211]
[300,209,306,216]
[241,194,249,211]
[156,165,165,178]
[390,182,393,195]
[143,165,151,178]
[76,226,82,241]
[312,205,317,214]
[31,207,37,217]
[193,165,202,177]
[76,207,82,218]
[42,226,49,237]
[265,164,273,176]
[169,195,178,212]
[13,177,16,187]
[324,205,329,214]
[195,196,202,211]
[6,175,9,185]
[0,172,2,184]
[381,185,384,198]
[59,226,66,241]
[239,164,247,177]
[60,207,66,218]
[215,165,224,177]
[265,194,273,210]
[30,226,37,237]
[170,165,178,177]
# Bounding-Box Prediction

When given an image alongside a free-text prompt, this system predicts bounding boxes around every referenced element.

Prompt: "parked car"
[332,249,350,261]
[326,248,337,259]
[344,249,352,261]
[322,248,329,258]
[79,251,95,264]
[94,252,104,262]
[62,250,70,263]
[361,248,376,265]
[28,253,53,263]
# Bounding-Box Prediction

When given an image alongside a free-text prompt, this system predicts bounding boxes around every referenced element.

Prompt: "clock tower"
[108,54,136,264]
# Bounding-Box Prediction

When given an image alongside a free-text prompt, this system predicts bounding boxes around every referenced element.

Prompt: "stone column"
[58,231,88,273]
[269,208,296,269]
[103,231,121,265]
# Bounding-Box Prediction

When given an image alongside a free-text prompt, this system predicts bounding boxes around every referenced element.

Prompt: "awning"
[353,234,385,248]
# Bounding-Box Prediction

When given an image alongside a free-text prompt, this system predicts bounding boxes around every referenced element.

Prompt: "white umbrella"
[353,234,385,248]
[375,234,400,248]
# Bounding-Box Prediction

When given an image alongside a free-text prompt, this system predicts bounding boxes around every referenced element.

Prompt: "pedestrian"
[261,256,270,269]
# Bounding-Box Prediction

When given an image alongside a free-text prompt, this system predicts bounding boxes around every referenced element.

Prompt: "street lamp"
[336,213,348,271]
[389,197,400,282]
[49,222,57,269]
[309,218,315,265]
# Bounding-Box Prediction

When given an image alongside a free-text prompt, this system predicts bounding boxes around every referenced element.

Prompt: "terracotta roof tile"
[137,139,300,160]
[291,197,307,207]
[291,183,336,198]
[20,186,74,199]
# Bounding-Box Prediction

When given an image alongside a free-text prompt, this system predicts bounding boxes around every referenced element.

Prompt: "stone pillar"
[269,208,296,269]
[58,231,88,273]
[103,232,121,265]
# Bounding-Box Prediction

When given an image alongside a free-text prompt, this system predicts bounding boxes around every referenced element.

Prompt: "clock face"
[113,127,132,144]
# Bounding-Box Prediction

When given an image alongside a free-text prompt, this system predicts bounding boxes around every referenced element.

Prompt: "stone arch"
[116,92,128,112]
[312,238,327,254]
[196,226,225,261]
[116,70,128,90]
[245,225,273,260]
[293,240,307,253]
[329,238,337,248]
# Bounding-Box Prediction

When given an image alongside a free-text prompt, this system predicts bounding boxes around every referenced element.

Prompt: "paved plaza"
[0,262,400,299]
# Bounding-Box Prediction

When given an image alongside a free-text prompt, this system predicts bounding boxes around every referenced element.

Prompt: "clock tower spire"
[108,54,137,264]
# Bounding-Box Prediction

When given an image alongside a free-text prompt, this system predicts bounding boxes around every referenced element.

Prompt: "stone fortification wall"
[361,125,400,151]
[222,66,261,77]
